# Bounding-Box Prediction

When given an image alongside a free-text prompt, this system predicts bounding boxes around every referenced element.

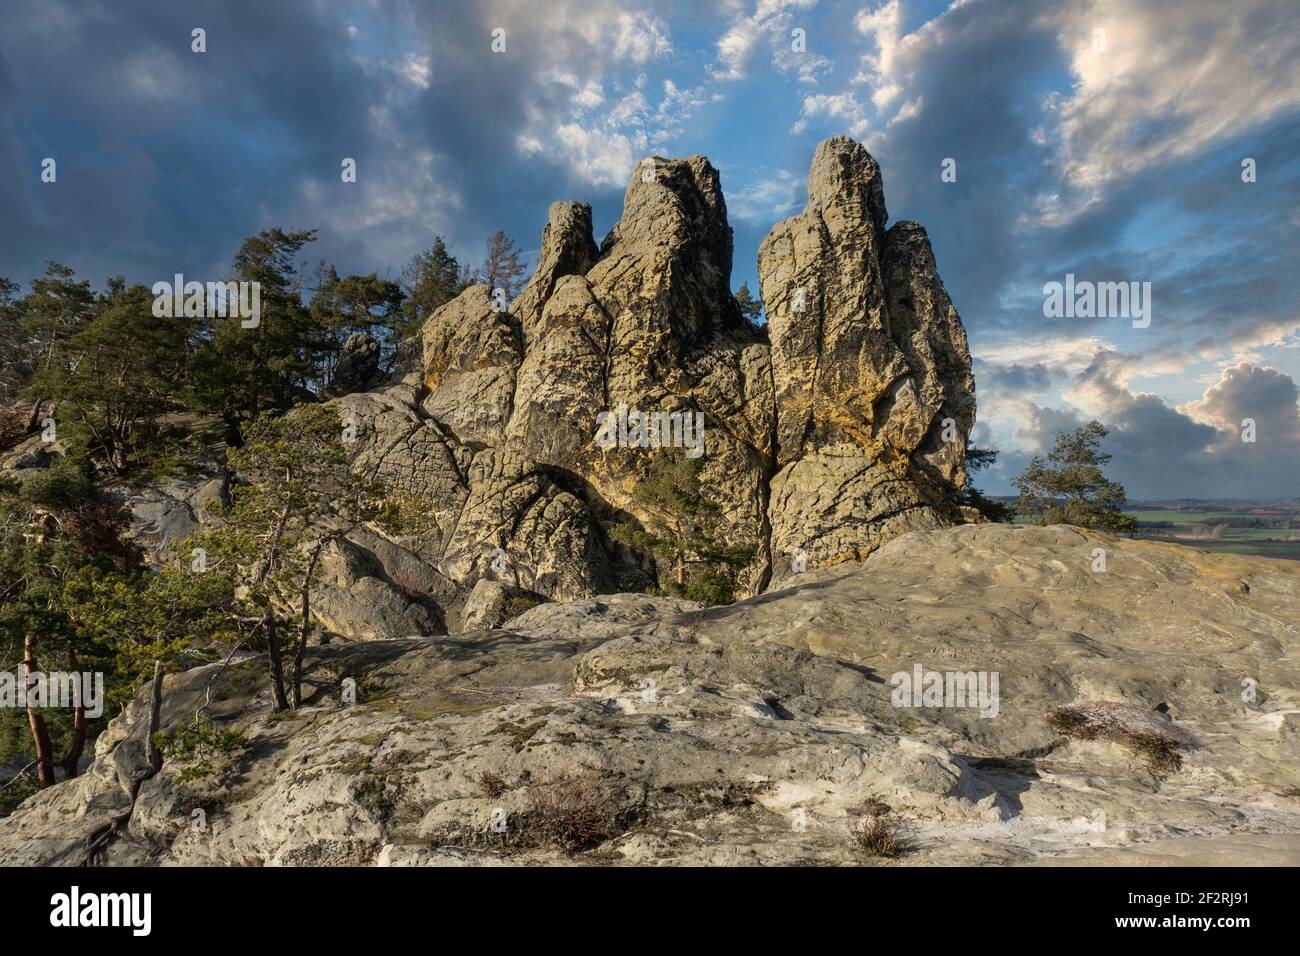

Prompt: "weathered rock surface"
[759,138,975,586]
[314,136,975,631]
[4,525,1297,867]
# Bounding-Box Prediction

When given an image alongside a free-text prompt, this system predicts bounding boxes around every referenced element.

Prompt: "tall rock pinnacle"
[334,135,976,628]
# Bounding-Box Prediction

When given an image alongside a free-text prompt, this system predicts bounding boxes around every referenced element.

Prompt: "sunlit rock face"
[335,135,975,628]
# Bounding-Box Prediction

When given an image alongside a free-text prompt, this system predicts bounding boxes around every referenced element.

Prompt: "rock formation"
[324,332,383,397]
[4,526,1297,866]
[328,135,975,632]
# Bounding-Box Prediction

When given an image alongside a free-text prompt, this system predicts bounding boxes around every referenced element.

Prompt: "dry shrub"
[850,812,904,858]
[1048,702,1195,775]
[524,773,638,854]
[478,771,507,799]
[848,799,905,858]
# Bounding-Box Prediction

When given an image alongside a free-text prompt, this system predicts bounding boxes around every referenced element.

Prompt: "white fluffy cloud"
[791,91,869,136]
[1046,0,1300,205]
[493,2,708,187]
[711,0,821,81]
[521,122,644,188]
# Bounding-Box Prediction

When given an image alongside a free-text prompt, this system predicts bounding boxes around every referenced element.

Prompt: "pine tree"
[29,282,190,474]
[960,443,1014,522]
[18,262,95,431]
[1014,421,1136,532]
[0,278,27,446]
[399,236,465,338]
[188,228,319,445]
[735,282,763,326]
[309,269,405,379]
[0,456,140,789]
[609,454,754,606]
[160,404,395,710]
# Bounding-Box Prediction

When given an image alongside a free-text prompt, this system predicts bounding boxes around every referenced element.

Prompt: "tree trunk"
[60,649,87,779]
[672,519,686,587]
[291,540,328,709]
[25,398,43,434]
[264,609,289,712]
[23,634,56,786]
[143,661,164,777]
[248,505,291,711]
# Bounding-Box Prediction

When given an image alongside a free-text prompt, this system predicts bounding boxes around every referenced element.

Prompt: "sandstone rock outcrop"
[4,526,1297,866]
[760,137,974,585]
[317,135,976,633]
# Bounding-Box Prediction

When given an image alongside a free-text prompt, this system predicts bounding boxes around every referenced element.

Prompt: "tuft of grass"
[499,595,544,621]
[478,771,508,799]
[1048,702,1195,775]
[851,812,904,858]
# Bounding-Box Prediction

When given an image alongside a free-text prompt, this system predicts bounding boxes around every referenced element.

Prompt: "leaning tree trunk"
[249,505,291,712]
[143,661,164,777]
[24,398,43,434]
[291,539,329,709]
[263,608,289,712]
[60,648,87,779]
[23,634,56,786]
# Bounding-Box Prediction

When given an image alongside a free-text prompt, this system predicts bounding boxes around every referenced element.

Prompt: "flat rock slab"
[2,525,1297,867]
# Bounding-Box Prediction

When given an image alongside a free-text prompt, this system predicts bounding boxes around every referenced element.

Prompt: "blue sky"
[2,0,1298,497]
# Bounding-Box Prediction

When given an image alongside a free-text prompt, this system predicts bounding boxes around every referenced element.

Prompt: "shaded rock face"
[4,527,1298,866]
[325,332,383,397]
[330,135,974,631]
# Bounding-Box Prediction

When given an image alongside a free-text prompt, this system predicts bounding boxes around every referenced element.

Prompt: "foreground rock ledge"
[2,524,1297,866]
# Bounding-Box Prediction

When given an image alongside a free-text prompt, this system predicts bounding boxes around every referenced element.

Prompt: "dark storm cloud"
[0,0,384,285]
[975,359,1054,396]
[0,0,636,291]
[865,0,1065,334]
[1008,355,1300,499]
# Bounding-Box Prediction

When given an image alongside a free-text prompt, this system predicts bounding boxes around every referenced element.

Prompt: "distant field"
[1014,508,1300,561]
[1178,540,1300,561]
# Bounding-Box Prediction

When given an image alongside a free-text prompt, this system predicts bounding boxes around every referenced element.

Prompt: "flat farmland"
[1127,509,1300,561]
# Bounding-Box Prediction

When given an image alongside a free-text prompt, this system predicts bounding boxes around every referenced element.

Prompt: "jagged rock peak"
[514,201,598,343]
[806,135,888,237]
[341,135,974,628]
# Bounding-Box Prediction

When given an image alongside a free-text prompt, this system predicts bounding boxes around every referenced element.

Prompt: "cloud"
[1181,362,1300,441]
[852,0,904,108]
[728,168,805,221]
[790,91,869,136]
[1010,355,1300,498]
[483,3,705,188]
[975,359,1055,396]
[522,123,643,189]
[611,11,673,63]
[1045,0,1300,212]
[710,0,820,82]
